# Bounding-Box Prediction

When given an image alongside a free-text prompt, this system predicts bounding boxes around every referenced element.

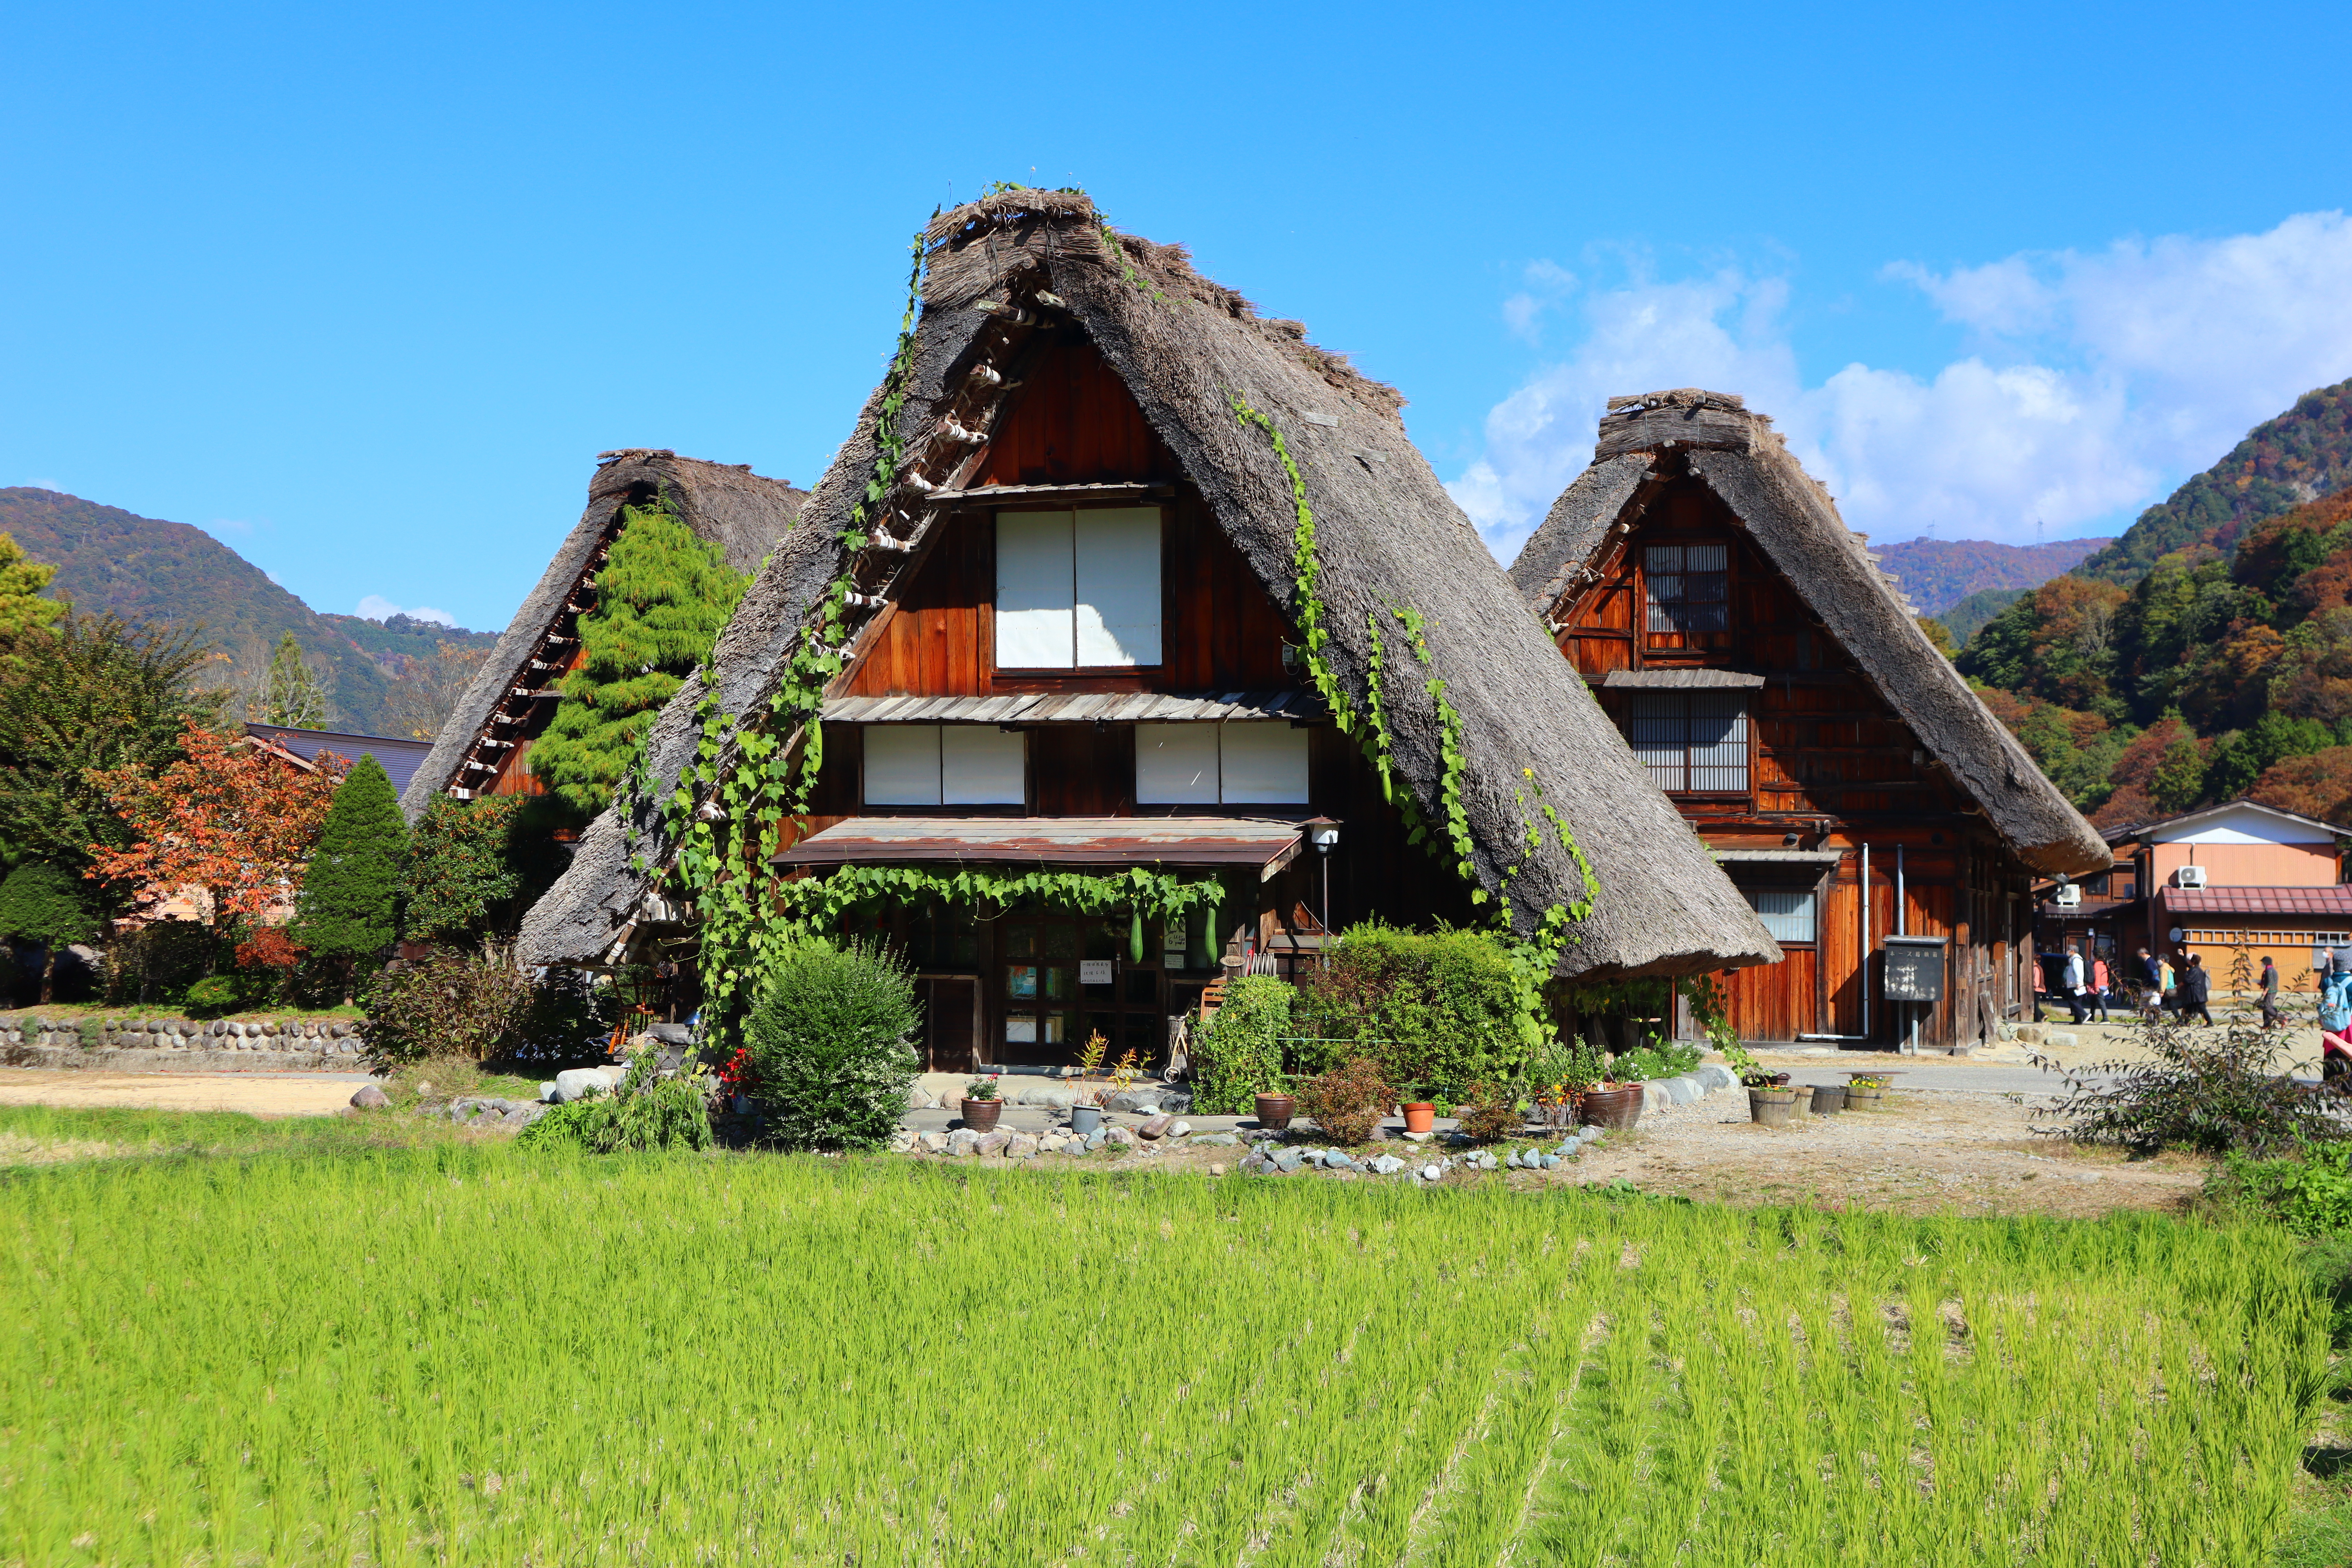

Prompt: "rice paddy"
[0,1140,2332,1565]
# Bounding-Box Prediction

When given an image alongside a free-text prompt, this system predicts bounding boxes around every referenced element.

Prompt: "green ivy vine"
[776,864,1224,934]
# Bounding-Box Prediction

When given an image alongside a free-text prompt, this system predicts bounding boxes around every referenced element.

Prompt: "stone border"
[0,1015,367,1074]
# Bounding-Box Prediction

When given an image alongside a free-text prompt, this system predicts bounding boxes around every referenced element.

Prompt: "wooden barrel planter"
[1845,1083,1888,1111]
[1580,1085,1644,1130]
[1749,1087,1800,1127]
[1808,1085,1847,1115]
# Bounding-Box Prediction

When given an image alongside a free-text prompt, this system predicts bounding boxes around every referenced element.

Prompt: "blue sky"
[6,1,2352,631]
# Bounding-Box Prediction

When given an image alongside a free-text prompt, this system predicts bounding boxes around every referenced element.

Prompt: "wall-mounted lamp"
[1304,817,1341,943]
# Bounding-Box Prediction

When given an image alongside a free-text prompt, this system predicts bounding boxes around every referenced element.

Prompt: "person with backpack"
[2178,953,2214,1027]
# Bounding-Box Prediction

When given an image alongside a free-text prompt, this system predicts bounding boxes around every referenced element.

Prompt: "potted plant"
[1578,1079,1644,1129]
[1724,1040,1792,1090]
[1399,1084,1437,1134]
[961,1076,1004,1131]
[1845,1073,1891,1111]
[1069,1031,1109,1136]
[1254,1079,1296,1131]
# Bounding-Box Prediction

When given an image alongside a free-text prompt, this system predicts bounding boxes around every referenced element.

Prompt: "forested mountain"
[2074,379,2352,586]
[1877,535,2111,617]
[1937,587,2029,648]
[0,487,495,736]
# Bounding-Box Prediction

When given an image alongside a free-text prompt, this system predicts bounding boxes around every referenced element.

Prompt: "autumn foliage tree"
[84,722,343,934]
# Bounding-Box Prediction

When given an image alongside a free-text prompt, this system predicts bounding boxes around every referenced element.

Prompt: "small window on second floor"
[1644,543,1728,634]
[996,507,1163,669]
[1135,722,1310,805]
[1743,887,1817,943]
[863,725,1026,806]
[1624,692,1748,793]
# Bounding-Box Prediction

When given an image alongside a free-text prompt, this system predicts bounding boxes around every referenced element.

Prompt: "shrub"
[400,796,524,943]
[361,946,532,1067]
[2205,1145,2352,1236]
[1292,1056,1391,1146]
[0,861,98,1004]
[1292,923,1518,1101]
[294,755,408,988]
[517,1051,713,1154]
[1191,976,1293,1114]
[1608,1039,1702,1083]
[742,937,920,1152]
[510,966,623,1062]
[2036,1014,2349,1156]
[181,973,244,1017]
[1458,1082,1523,1142]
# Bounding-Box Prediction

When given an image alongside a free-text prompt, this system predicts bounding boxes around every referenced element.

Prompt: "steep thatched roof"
[399,450,805,820]
[518,193,1777,979]
[1508,389,2110,878]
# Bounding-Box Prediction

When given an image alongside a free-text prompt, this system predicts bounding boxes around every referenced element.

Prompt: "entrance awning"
[773,816,1305,878]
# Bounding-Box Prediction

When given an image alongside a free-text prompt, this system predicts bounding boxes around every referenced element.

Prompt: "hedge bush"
[743,938,920,1152]
[1292,924,1519,1102]
[1191,976,1294,1114]
[517,1051,711,1154]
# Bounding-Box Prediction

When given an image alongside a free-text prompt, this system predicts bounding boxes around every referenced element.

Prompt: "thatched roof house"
[399,450,804,819]
[1508,389,2106,1049]
[518,193,1776,998]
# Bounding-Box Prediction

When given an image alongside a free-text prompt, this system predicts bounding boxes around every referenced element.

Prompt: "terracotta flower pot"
[1401,1102,1436,1134]
[1580,1085,1644,1130]
[1254,1093,1296,1131]
[960,1098,1003,1131]
[1749,1087,1800,1128]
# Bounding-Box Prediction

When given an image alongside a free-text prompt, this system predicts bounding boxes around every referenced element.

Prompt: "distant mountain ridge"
[1876,535,2113,617]
[0,487,495,735]
[2074,377,2352,584]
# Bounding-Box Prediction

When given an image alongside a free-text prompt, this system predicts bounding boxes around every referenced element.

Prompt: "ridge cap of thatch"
[517,203,1779,979]
[397,451,805,821]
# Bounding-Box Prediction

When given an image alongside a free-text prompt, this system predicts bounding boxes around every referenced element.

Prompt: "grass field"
[0,1122,2336,1566]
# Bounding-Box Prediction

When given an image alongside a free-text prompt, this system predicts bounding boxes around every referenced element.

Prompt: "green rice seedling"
[0,1149,2331,1565]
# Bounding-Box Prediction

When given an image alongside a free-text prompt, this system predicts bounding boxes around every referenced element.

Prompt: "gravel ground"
[0,1069,372,1116]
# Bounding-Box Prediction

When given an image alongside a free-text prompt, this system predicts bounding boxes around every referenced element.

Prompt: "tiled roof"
[2164,886,2352,918]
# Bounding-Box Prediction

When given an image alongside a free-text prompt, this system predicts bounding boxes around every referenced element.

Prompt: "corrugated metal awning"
[822,692,1319,724]
[773,816,1305,878]
[1599,669,1768,689]
[2164,886,2352,918]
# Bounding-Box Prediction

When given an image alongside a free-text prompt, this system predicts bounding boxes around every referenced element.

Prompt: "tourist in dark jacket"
[2178,953,2214,1027]
[2259,956,2283,1029]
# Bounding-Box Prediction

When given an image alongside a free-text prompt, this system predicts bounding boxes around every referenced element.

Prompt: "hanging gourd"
[1129,909,1145,965]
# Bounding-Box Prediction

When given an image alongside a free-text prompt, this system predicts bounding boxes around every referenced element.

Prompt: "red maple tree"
[85,722,345,930]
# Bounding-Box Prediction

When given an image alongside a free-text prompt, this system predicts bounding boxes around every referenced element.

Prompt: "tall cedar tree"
[400,795,523,942]
[295,755,408,984]
[0,614,222,881]
[0,861,97,1002]
[528,497,749,818]
[86,722,341,931]
[252,631,326,729]
[0,533,62,638]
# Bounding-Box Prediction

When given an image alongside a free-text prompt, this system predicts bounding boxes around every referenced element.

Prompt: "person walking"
[2063,942,2090,1025]
[2090,953,2112,1023]
[2033,951,2049,1022]
[2179,953,2214,1026]
[2259,955,2283,1030]
[2135,946,2163,1018]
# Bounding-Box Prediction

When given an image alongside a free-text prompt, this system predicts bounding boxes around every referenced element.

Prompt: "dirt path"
[1559,1088,2207,1217]
[0,1069,369,1117]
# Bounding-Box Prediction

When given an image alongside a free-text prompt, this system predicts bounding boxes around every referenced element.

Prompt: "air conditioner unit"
[2053,884,2082,907]
[2176,865,2209,890]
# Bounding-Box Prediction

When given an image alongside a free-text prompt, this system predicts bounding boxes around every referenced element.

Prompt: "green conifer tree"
[528,496,749,818]
[0,534,63,639]
[400,795,524,943]
[0,861,98,1002]
[294,755,408,997]
[254,631,327,728]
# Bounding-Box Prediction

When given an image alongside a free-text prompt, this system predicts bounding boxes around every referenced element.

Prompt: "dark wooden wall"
[1556,476,2032,1048]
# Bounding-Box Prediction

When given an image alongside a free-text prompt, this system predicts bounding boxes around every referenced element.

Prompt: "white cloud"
[1452,211,2352,559]
[356,594,456,626]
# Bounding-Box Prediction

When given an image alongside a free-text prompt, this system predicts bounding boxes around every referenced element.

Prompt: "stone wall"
[0,1015,367,1073]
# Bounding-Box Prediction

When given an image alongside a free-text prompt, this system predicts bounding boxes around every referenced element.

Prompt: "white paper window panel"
[940,726,1026,805]
[1135,723,1220,804]
[1073,508,1161,667]
[1218,722,1310,803]
[864,725,942,805]
[995,510,1075,669]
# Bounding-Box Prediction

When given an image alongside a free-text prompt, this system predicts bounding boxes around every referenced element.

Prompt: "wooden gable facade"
[786,332,1468,1071]
[1516,392,2109,1052]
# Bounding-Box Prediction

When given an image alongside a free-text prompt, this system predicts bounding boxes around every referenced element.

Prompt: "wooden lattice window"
[1643,543,1728,635]
[1624,692,1749,793]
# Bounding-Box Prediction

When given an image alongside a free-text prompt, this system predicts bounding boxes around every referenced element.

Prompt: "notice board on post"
[1882,935,1947,1002]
